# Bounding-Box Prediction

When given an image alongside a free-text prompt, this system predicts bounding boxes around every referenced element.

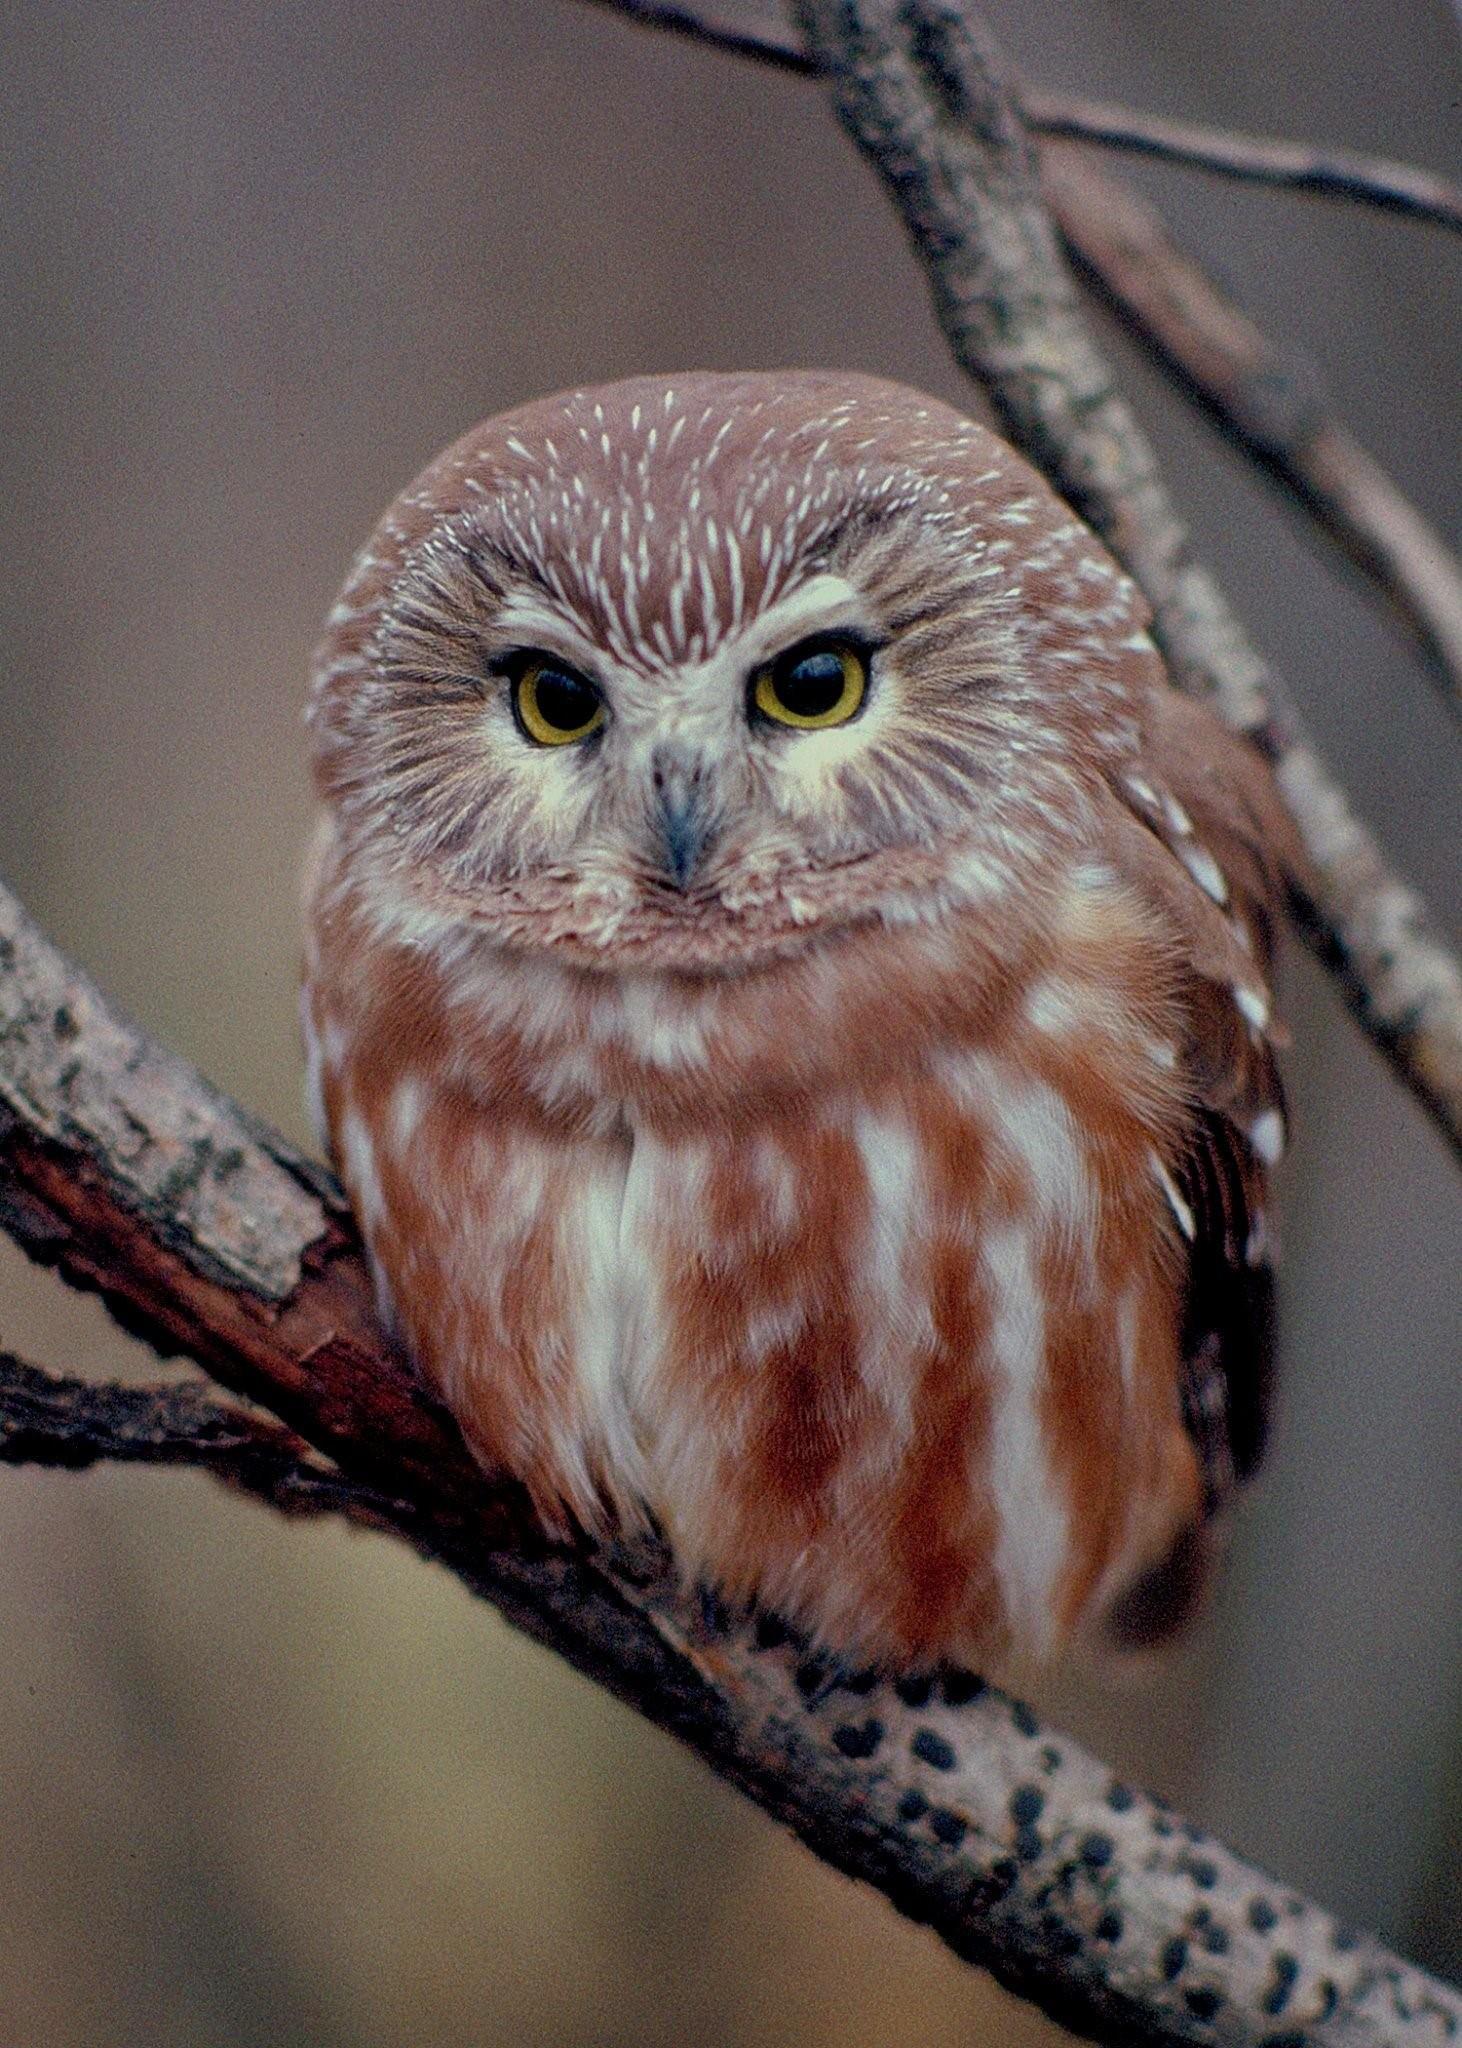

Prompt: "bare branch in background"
[3,878,1459,2045]
[1041,150,1462,725]
[1023,90,1462,236]
[574,0,1462,233]
[580,0,1462,720]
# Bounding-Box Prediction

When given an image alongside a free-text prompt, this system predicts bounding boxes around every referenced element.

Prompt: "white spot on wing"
[340,1104,385,1228]
[1249,1108,1286,1165]
[1233,985,1271,1032]
[1025,979,1086,1037]
[1115,1285,1140,1403]
[389,1075,426,1151]
[1150,1152,1195,1241]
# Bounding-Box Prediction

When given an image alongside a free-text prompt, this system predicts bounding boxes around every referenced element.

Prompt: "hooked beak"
[651,749,713,890]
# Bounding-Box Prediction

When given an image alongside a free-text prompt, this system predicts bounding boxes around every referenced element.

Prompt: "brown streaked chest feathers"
[307,849,1207,1670]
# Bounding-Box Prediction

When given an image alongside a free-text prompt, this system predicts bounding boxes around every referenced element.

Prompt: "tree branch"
[4,900,1461,2042]
[0,1349,417,1528]
[5,7,1459,2040]
[573,0,1462,233]
[1040,149,1462,725]
[570,0,1462,1158]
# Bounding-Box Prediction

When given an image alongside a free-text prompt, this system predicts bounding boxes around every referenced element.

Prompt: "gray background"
[0,2,1458,2042]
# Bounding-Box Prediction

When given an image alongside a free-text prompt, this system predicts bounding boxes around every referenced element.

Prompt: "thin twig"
[791,0,1462,1161]
[573,0,1462,233]
[1041,148,1462,723]
[4,884,1459,2047]
[1024,89,1462,236]
[0,1350,411,1527]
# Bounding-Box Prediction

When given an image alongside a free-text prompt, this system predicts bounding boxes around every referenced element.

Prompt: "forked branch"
[579,0,1462,723]
[805,0,1462,1161]
[1040,150,1462,722]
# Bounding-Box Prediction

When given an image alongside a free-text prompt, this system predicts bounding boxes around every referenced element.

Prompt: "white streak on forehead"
[740,571,868,649]
[491,590,602,661]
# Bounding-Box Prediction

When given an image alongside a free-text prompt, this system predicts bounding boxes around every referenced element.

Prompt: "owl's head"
[310,372,1156,973]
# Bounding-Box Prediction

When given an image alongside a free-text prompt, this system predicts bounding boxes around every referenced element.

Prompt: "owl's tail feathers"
[1100,1517,1221,1653]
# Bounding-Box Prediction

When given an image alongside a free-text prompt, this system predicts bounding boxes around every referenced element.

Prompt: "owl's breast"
[309,864,1206,1667]
[604,1054,1199,1666]
[323,1018,1198,1669]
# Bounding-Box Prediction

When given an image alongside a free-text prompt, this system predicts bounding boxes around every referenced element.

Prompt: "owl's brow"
[802,495,913,568]
[456,528,555,601]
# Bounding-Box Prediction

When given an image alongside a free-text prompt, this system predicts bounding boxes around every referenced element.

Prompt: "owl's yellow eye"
[513,658,605,746]
[752,638,869,730]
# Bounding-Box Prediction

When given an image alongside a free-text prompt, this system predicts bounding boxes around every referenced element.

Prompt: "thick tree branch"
[791,0,1462,1163]
[574,0,1462,233]
[1041,150,1462,725]
[4,888,1461,2045]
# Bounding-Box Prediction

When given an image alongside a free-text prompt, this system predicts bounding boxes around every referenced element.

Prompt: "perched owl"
[303,371,1294,1674]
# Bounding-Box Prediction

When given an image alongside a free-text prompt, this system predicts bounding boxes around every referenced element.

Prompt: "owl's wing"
[1112,687,1300,1524]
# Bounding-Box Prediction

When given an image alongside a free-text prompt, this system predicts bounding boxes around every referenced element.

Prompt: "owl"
[303,371,1294,1674]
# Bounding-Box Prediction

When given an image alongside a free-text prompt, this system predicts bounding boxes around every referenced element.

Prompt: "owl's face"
[310,373,1152,972]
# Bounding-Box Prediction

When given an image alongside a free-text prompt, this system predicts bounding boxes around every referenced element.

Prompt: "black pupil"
[535,667,597,730]
[775,648,849,718]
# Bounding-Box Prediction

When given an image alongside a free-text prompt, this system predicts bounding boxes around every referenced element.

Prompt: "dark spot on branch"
[831,1717,884,1759]
[1263,1954,1301,2017]
[910,1728,957,1770]
[928,1806,968,1847]
[941,1668,986,1707]
[1010,1784,1045,1827]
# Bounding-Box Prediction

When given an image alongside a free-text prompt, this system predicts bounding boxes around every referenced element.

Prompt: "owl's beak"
[651,749,712,890]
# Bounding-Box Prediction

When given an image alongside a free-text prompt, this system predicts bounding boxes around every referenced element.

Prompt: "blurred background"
[1,1,1458,2042]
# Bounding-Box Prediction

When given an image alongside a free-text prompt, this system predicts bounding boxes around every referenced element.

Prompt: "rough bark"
[576,0,1462,1162]
[1041,150,1462,723]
